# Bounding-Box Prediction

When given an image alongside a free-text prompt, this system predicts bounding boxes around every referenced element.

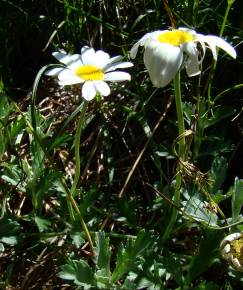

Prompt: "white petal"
[53,51,80,65]
[80,46,96,65]
[105,61,133,72]
[93,50,110,68]
[178,27,196,35]
[58,78,82,86]
[107,55,123,64]
[58,77,83,86]
[183,43,201,77]
[81,46,111,68]
[94,81,111,96]
[104,71,131,82]
[45,67,64,76]
[222,243,231,254]
[130,31,159,59]
[58,69,83,85]
[68,59,84,70]
[232,258,242,269]
[58,69,76,81]
[221,232,242,243]
[143,41,183,87]
[82,81,97,101]
[198,35,236,60]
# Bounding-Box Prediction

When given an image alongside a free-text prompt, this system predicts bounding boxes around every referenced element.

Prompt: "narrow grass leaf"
[230,177,243,223]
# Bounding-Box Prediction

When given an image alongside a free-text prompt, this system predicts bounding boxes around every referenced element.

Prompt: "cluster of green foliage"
[0,0,243,289]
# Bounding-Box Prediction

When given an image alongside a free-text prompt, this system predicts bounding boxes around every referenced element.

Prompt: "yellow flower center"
[157,30,195,46]
[231,237,243,265]
[75,65,104,81]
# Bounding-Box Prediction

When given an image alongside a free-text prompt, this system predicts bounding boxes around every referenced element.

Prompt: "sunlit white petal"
[58,69,83,82]
[68,60,84,71]
[94,81,111,96]
[104,71,131,82]
[82,81,97,101]
[197,35,237,60]
[130,32,156,59]
[208,35,236,59]
[144,42,183,87]
[45,67,64,76]
[105,61,134,72]
[46,45,132,101]
[53,51,80,65]
[80,46,96,65]
[131,27,236,88]
[93,50,110,68]
[107,55,123,64]
[58,75,83,86]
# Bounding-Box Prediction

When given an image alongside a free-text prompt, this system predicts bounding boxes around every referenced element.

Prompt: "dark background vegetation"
[0,0,243,289]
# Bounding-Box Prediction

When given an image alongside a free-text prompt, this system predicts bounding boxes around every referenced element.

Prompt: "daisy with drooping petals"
[46,46,133,101]
[220,232,243,272]
[130,27,236,88]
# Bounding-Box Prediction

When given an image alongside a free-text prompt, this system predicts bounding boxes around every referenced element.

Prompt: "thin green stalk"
[15,99,94,253]
[207,0,234,103]
[174,72,186,159]
[68,99,94,252]
[162,71,185,242]
[70,100,89,196]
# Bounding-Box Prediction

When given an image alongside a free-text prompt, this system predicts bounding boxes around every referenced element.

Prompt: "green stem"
[71,100,95,251]
[70,100,89,196]
[68,100,94,251]
[162,71,185,242]
[16,99,94,253]
[207,0,234,103]
[174,72,186,159]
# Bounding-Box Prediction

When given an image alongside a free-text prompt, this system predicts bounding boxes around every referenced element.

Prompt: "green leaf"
[0,242,4,251]
[191,281,219,290]
[79,186,100,215]
[0,129,6,160]
[163,249,183,286]
[185,230,222,285]
[111,230,153,283]
[46,133,71,151]
[94,231,111,277]
[33,216,51,232]
[183,196,218,226]
[209,156,227,194]
[0,216,20,245]
[155,145,174,159]
[9,114,26,145]
[205,106,235,128]
[230,178,243,223]
[58,259,96,289]
[0,89,11,122]
[137,277,161,290]
[71,233,85,248]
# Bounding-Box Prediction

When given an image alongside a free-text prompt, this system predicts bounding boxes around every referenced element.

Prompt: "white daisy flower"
[130,27,236,88]
[220,232,243,272]
[46,46,133,101]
